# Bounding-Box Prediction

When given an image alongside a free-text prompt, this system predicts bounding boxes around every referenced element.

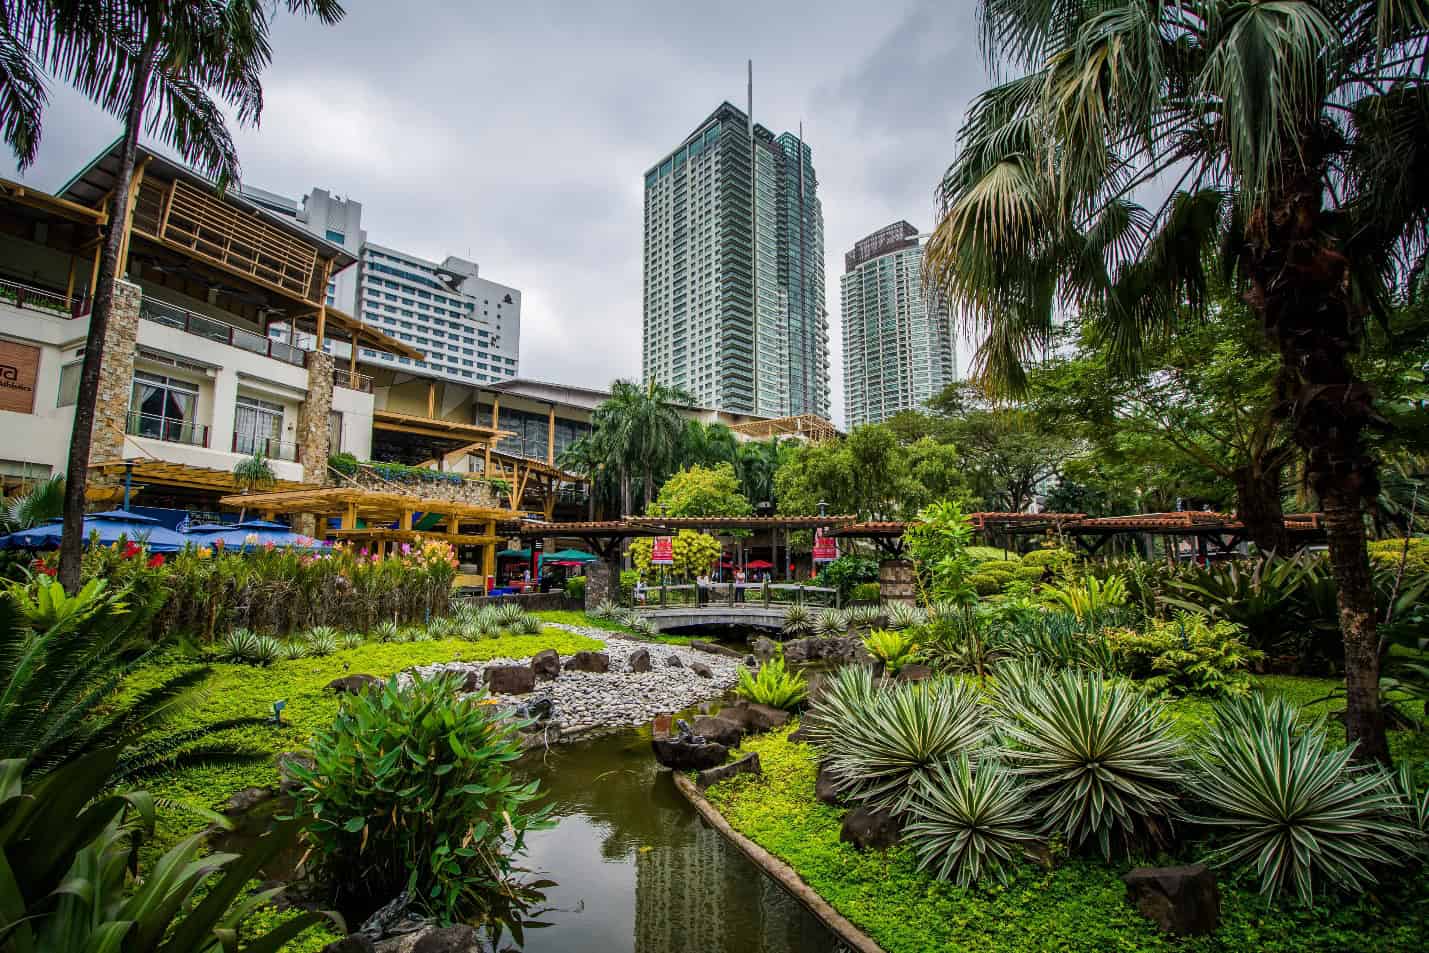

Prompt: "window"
[329,411,343,453]
[57,361,82,407]
[129,371,200,444]
[234,395,284,457]
[325,229,345,244]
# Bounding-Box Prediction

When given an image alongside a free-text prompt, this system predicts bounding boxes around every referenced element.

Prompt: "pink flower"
[400,543,411,555]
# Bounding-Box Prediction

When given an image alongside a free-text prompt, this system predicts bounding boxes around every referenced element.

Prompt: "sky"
[4,0,992,427]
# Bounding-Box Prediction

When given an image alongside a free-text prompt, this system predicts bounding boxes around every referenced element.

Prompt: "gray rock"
[275,752,315,795]
[690,662,714,678]
[815,763,844,805]
[697,752,762,789]
[665,654,684,668]
[722,700,789,732]
[484,664,536,695]
[693,714,746,747]
[373,924,481,953]
[839,806,902,850]
[691,639,744,659]
[223,786,273,815]
[752,636,780,663]
[321,937,376,953]
[629,648,652,673]
[784,636,871,667]
[563,651,610,673]
[531,649,561,681]
[897,663,933,683]
[327,674,381,695]
[651,736,729,770]
[1123,864,1220,936]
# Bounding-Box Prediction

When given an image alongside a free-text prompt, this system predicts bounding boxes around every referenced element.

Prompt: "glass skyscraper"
[642,102,829,418]
[841,221,957,427]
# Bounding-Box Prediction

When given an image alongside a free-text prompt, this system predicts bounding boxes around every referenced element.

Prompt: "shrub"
[864,628,920,674]
[288,673,550,934]
[814,607,849,637]
[968,573,1003,596]
[817,674,987,811]
[915,612,1010,679]
[1368,537,1429,577]
[849,582,881,603]
[1042,574,1128,619]
[1014,565,1047,584]
[883,603,926,630]
[782,603,815,637]
[1021,548,1075,571]
[999,669,1185,859]
[736,655,808,710]
[816,555,880,601]
[1105,614,1262,697]
[1003,611,1118,672]
[1190,695,1421,904]
[340,630,365,650]
[222,627,260,662]
[328,451,360,475]
[1161,555,1324,654]
[565,576,586,601]
[305,625,339,657]
[976,560,1019,579]
[904,754,1039,888]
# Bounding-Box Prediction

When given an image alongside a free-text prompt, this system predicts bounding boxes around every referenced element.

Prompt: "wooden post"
[399,508,413,531]
[484,396,500,476]
[88,241,102,299]
[426,378,436,418]
[342,502,357,530]
[64,255,77,302]
[116,156,150,278]
[348,338,358,387]
[547,403,556,465]
[315,305,327,353]
[482,520,496,592]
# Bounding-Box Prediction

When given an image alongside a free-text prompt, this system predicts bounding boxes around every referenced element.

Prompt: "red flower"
[147,554,165,568]
[122,541,142,558]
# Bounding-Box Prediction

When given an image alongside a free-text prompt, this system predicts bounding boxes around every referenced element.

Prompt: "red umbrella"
[746,559,774,570]
[720,560,734,568]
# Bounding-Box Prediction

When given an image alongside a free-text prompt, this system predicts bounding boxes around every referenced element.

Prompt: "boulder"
[815,763,844,805]
[897,663,933,684]
[275,752,315,795]
[223,786,273,815]
[373,924,481,953]
[327,674,382,695]
[752,636,781,664]
[665,654,684,668]
[321,938,376,953]
[459,670,483,693]
[1122,864,1220,936]
[563,651,610,673]
[690,662,714,679]
[691,639,744,659]
[693,714,746,747]
[839,806,902,851]
[652,714,674,737]
[483,664,536,695]
[629,648,652,673]
[783,636,871,667]
[696,752,762,789]
[721,700,789,732]
[651,736,729,771]
[530,649,561,681]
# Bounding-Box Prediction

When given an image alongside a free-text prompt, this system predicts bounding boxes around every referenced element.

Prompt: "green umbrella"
[496,548,531,559]
[545,548,596,562]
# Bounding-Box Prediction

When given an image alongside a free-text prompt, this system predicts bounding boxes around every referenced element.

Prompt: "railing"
[0,276,87,318]
[139,298,307,368]
[636,582,839,609]
[126,411,209,448]
[332,367,373,392]
[232,432,300,462]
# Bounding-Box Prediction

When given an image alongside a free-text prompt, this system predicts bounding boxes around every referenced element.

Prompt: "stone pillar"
[585,557,617,609]
[878,558,916,607]
[298,350,334,485]
[88,280,142,465]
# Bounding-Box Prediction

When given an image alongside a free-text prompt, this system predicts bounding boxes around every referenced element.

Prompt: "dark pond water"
[516,730,845,953]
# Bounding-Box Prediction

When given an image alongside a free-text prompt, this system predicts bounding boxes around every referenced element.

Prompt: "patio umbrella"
[550,560,587,568]
[497,548,531,560]
[0,509,188,553]
[188,520,326,551]
[747,559,774,570]
[544,548,595,562]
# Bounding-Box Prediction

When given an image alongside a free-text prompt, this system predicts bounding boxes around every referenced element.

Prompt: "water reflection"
[517,731,842,953]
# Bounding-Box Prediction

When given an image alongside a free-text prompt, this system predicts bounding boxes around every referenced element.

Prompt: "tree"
[677,421,739,470]
[630,530,722,580]
[558,433,614,520]
[1,473,64,532]
[733,438,791,511]
[232,451,275,522]
[652,463,752,518]
[591,379,690,514]
[2,0,346,593]
[927,0,1428,762]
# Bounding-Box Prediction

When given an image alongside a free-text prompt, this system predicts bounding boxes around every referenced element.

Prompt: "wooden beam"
[547,404,556,465]
[427,378,436,418]
[117,156,150,278]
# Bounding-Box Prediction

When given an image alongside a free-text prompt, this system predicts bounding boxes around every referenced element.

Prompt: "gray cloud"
[4,0,990,425]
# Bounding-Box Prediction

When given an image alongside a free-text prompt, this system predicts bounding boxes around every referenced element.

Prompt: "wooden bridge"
[632,584,836,632]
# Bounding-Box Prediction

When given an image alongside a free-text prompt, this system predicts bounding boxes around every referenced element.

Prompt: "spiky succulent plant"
[904,754,1039,887]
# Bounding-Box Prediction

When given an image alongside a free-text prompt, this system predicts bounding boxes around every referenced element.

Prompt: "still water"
[517,731,844,953]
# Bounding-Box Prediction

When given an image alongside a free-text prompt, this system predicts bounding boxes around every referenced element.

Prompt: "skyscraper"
[841,221,957,428]
[642,101,829,418]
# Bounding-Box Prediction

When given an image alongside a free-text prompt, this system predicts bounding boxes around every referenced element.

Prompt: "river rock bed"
[401,624,745,738]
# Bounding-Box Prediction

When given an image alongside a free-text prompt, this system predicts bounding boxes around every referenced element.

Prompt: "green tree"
[734,438,792,510]
[591,379,690,514]
[676,420,739,469]
[0,0,345,593]
[775,424,970,520]
[653,463,752,518]
[927,0,1429,761]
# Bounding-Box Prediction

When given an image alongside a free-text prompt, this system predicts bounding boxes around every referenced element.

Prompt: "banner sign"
[651,536,675,566]
[0,340,39,414]
[812,528,839,563]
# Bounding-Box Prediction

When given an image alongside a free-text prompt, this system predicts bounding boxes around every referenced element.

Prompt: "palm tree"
[678,420,739,469]
[736,439,786,510]
[1,473,65,533]
[594,379,690,513]
[558,433,613,520]
[0,1,345,593]
[232,450,275,521]
[926,0,1427,762]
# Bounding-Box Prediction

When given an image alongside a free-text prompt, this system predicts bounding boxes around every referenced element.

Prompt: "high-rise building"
[840,221,957,428]
[642,101,829,418]
[244,185,521,386]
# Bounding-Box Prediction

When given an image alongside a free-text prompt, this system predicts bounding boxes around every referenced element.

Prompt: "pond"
[517,730,845,953]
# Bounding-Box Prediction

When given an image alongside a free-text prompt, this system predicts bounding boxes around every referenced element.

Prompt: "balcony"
[232,431,300,462]
[332,367,373,393]
[139,298,307,368]
[0,275,88,319]
[126,411,209,448]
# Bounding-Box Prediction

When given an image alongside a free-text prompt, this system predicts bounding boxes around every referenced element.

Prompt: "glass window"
[57,361,82,407]
[325,229,345,244]
[234,395,284,456]
[129,371,199,443]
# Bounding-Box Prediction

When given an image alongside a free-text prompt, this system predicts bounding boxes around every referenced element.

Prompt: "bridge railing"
[635,582,838,610]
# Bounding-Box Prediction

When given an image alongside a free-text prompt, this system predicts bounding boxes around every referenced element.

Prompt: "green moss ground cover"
[706,677,1429,953]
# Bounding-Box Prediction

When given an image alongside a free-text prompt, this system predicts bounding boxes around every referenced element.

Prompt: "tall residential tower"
[841,221,957,427]
[642,101,829,418]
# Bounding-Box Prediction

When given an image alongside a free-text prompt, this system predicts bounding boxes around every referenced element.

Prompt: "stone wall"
[878,558,916,606]
[585,558,616,609]
[87,280,142,465]
[351,465,500,509]
[298,349,334,485]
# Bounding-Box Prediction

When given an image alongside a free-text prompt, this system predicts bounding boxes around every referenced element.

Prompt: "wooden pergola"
[727,414,841,443]
[89,459,314,504]
[1062,511,1325,558]
[829,521,910,557]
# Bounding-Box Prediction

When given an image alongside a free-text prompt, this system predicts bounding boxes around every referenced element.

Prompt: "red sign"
[651,536,675,566]
[812,528,839,563]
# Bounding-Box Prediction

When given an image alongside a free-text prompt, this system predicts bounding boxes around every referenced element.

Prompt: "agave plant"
[883,603,926,631]
[305,626,339,657]
[516,612,543,635]
[818,675,989,811]
[339,630,365,651]
[221,628,259,663]
[1190,695,1421,904]
[917,612,1010,679]
[904,754,1039,888]
[278,638,308,661]
[1004,612,1116,672]
[372,620,401,644]
[799,665,880,750]
[251,635,281,665]
[476,606,502,637]
[493,603,524,629]
[864,628,919,675]
[848,604,884,631]
[426,616,456,640]
[814,607,849,637]
[736,656,808,710]
[588,599,619,621]
[782,604,815,637]
[998,669,1185,859]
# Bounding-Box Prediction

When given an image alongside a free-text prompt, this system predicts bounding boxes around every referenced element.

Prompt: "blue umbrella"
[0,509,188,553]
[188,519,327,552]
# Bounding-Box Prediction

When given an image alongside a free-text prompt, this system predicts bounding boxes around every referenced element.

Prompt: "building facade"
[642,102,829,419]
[245,185,521,387]
[840,221,957,428]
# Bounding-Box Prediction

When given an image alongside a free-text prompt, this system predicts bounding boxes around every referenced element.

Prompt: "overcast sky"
[5,0,990,427]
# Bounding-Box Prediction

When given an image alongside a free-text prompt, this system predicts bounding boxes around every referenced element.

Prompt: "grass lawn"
[705,677,1429,953]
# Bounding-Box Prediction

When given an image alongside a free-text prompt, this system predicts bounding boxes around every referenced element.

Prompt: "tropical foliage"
[904,754,1039,888]
[736,655,808,710]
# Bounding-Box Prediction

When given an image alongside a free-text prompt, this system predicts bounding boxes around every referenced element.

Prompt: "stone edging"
[672,773,886,953]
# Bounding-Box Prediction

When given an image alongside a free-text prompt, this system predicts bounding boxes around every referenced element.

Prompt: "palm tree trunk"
[1231,461,1289,554]
[1246,155,1390,763]
[58,39,158,593]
